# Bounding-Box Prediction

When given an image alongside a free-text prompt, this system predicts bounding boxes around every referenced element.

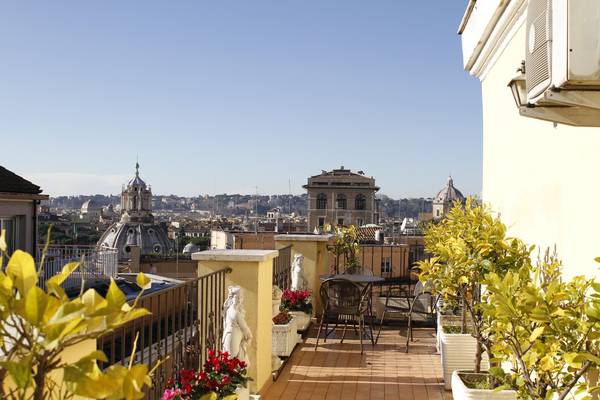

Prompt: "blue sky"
[0,1,481,198]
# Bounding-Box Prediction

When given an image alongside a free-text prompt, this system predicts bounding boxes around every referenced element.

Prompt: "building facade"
[304,167,380,231]
[459,1,600,279]
[97,163,172,262]
[0,166,48,256]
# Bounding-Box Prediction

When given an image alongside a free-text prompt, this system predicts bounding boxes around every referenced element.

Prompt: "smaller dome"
[81,199,101,213]
[127,162,147,187]
[435,176,465,203]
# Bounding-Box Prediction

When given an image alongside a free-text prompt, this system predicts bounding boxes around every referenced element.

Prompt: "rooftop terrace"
[263,325,450,400]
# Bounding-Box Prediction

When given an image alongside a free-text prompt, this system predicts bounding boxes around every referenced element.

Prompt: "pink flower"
[161,388,182,400]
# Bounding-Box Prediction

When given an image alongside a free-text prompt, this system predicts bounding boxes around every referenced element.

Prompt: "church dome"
[434,176,465,204]
[97,161,172,262]
[98,222,172,261]
[81,199,101,214]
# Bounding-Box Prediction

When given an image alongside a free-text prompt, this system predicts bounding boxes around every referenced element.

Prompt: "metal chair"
[314,278,373,354]
[376,280,436,352]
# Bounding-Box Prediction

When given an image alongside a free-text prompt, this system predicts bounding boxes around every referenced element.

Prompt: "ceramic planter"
[451,371,516,400]
[440,328,489,390]
[235,386,250,400]
[272,321,297,357]
[288,311,311,331]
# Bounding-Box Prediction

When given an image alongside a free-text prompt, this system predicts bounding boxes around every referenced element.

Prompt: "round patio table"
[319,274,385,284]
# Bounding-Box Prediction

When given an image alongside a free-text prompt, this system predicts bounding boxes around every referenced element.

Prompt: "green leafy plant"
[484,251,600,399]
[417,198,531,373]
[0,229,157,400]
[324,224,361,273]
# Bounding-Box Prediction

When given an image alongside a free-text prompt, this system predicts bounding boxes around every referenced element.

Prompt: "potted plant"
[482,251,600,400]
[418,198,530,392]
[161,349,250,400]
[280,289,312,331]
[272,310,297,357]
[324,224,361,274]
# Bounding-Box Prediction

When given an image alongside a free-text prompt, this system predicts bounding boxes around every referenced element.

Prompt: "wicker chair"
[376,280,436,352]
[314,278,373,354]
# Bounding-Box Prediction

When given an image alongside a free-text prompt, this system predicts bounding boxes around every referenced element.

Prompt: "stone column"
[274,234,331,315]
[192,249,278,394]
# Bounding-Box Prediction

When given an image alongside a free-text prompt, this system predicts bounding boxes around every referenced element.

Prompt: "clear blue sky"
[0,1,481,198]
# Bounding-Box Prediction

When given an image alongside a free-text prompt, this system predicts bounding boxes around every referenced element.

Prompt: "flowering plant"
[280,289,312,313]
[272,310,293,325]
[161,350,249,400]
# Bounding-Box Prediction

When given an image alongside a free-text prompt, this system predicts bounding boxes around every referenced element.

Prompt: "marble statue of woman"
[290,253,306,291]
[222,286,252,366]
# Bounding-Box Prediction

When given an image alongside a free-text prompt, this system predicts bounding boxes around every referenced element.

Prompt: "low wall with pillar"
[192,249,277,394]
[274,234,331,315]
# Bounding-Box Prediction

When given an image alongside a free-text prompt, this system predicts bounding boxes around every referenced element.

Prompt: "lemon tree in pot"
[417,199,530,393]
[484,251,600,400]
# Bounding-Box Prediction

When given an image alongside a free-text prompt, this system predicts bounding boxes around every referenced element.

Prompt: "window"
[318,217,325,227]
[356,218,364,227]
[316,193,327,210]
[337,218,344,226]
[336,194,347,209]
[0,217,15,256]
[355,194,366,210]
[381,257,391,276]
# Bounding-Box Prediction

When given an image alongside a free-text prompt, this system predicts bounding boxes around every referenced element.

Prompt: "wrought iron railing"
[97,267,231,400]
[36,245,118,288]
[272,245,292,290]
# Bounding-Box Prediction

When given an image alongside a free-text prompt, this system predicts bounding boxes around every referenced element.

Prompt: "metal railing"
[272,245,292,290]
[97,267,231,400]
[37,245,118,288]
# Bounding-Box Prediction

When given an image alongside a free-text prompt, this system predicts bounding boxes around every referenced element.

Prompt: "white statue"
[222,286,252,366]
[291,253,306,291]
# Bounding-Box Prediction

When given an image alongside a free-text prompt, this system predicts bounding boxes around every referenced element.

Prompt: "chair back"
[319,278,369,315]
[412,280,434,313]
[343,266,374,276]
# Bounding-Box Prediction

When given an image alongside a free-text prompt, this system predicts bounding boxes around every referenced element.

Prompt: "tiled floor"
[262,324,451,400]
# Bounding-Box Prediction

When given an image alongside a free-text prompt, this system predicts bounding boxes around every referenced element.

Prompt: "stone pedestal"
[274,234,331,315]
[193,249,278,394]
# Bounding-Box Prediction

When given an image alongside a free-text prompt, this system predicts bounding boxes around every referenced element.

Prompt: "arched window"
[336,194,347,209]
[316,193,327,210]
[355,194,366,210]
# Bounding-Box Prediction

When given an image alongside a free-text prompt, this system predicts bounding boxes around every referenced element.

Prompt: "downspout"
[32,199,38,256]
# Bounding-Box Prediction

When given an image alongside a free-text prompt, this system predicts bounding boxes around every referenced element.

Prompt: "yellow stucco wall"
[197,257,274,393]
[275,239,330,314]
[480,21,600,279]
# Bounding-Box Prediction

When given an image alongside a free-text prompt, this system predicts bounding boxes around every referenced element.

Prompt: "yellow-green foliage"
[324,224,361,272]
[417,198,531,372]
[484,253,600,400]
[0,230,155,400]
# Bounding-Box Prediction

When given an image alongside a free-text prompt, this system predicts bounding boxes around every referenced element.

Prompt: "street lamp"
[507,60,528,108]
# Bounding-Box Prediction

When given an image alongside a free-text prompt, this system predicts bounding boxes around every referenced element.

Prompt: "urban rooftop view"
[2,1,600,400]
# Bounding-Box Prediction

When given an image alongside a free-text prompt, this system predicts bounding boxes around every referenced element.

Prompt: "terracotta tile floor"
[262,324,451,400]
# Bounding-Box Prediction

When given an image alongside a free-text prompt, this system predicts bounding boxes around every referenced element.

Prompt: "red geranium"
[162,350,250,400]
[280,289,312,313]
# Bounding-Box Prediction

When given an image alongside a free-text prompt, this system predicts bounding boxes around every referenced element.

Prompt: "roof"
[0,166,43,195]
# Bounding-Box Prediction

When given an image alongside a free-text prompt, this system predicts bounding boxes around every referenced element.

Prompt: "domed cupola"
[97,161,173,262]
[433,176,466,220]
[120,162,154,224]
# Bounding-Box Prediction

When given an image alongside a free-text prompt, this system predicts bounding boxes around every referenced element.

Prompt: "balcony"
[37,245,118,289]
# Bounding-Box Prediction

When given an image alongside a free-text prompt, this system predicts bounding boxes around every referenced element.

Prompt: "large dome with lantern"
[97,163,172,262]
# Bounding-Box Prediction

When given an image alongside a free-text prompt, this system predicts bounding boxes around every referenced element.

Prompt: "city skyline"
[1,2,481,198]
